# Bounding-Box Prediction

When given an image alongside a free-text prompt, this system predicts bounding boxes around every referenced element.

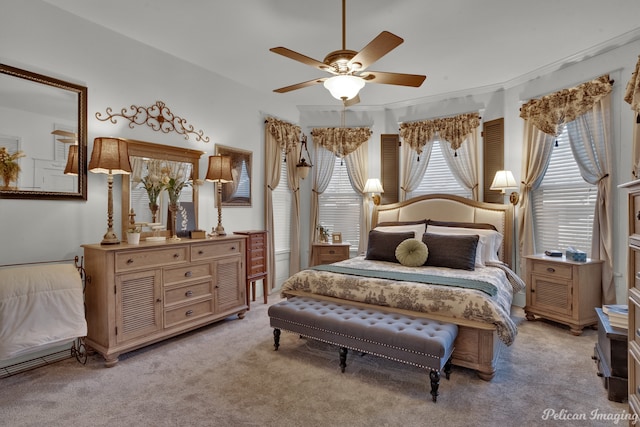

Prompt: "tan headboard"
[371,194,513,267]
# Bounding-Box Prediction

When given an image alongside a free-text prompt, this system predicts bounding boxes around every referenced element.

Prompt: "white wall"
[0,1,297,266]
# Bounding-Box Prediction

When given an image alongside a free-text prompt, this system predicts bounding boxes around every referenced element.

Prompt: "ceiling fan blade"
[270,47,332,72]
[51,129,77,137]
[57,138,77,144]
[360,71,426,87]
[348,31,403,72]
[343,95,360,107]
[273,78,327,93]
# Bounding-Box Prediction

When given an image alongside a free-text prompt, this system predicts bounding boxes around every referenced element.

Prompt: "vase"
[168,203,180,241]
[1,171,17,189]
[127,232,141,245]
[149,203,159,223]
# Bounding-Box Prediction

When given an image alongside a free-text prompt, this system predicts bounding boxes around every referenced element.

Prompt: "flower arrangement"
[0,146,25,188]
[141,172,165,206]
[162,169,192,206]
[316,224,330,242]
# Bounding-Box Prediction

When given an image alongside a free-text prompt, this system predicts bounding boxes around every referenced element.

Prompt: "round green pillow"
[395,238,429,267]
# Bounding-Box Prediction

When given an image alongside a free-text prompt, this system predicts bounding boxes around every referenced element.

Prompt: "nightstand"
[524,254,603,335]
[311,242,350,266]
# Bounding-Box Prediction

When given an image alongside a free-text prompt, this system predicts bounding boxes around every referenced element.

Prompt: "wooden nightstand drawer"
[312,243,350,266]
[530,260,572,280]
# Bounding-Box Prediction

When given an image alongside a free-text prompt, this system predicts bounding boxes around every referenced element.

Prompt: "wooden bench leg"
[339,347,348,373]
[430,370,440,403]
[273,328,281,351]
[444,356,453,380]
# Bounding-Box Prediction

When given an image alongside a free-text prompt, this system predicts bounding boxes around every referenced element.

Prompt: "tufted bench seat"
[268,296,458,402]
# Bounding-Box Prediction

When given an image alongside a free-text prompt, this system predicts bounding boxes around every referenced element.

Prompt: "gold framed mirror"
[121,138,204,239]
[0,63,87,200]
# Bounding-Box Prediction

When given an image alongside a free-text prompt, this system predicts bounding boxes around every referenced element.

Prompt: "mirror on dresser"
[121,138,204,239]
[0,63,87,200]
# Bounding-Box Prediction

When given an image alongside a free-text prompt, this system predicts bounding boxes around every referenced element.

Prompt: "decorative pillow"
[426,224,503,264]
[427,219,497,231]
[373,223,426,239]
[395,238,429,267]
[422,232,479,271]
[365,230,415,263]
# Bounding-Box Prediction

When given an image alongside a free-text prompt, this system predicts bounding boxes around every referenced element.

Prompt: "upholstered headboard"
[371,194,513,267]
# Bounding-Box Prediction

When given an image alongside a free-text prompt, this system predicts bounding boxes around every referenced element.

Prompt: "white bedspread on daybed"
[281,256,524,346]
[0,264,87,360]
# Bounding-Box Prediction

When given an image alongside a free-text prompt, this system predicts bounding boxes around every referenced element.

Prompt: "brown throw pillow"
[365,230,415,263]
[422,232,479,271]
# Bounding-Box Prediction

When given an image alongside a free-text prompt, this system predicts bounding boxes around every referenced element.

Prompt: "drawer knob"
[329,250,335,254]
[127,259,134,264]
[184,271,192,277]
[230,246,236,251]
[185,310,194,317]
[173,253,180,259]
[198,250,204,255]
[546,267,555,273]
[156,298,162,303]
[185,290,193,297]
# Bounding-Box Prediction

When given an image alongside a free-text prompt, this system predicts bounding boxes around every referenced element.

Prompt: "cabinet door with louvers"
[115,269,162,344]
[214,256,245,313]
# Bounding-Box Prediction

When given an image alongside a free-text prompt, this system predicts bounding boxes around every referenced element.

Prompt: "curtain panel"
[264,117,302,283]
[517,76,614,304]
[399,112,481,158]
[625,56,640,178]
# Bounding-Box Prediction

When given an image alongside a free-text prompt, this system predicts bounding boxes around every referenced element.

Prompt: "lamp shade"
[363,178,384,194]
[205,155,233,182]
[490,170,517,191]
[89,137,132,175]
[63,144,79,176]
[323,75,365,101]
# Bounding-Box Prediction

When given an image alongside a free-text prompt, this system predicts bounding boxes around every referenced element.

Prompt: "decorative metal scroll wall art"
[96,100,210,142]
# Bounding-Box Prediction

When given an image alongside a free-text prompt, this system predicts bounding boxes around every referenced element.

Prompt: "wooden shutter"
[380,134,399,205]
[482,118,504,204]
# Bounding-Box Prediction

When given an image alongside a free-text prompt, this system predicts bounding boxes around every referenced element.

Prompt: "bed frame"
[370,193,514,380]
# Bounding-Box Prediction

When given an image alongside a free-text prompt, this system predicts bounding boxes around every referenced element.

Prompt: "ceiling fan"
[51,129,78,144]
[270,0,426,105]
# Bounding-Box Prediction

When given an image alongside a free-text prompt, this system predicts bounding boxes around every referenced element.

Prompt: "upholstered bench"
[268,296,458,402]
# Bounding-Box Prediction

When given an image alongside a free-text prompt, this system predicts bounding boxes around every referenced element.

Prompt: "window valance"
[311,127,372,158]
[265,117,300,156]
[399,112,481,156]
[519,74,613,136]
[625,56,640,113]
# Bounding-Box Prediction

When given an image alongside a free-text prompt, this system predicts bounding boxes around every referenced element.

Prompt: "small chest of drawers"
[233,230,268,309]
[593,307,628,402]
[311,242,350,266]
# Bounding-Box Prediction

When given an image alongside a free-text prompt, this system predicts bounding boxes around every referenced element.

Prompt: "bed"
[281,194,523,380]
[0,261,87,361]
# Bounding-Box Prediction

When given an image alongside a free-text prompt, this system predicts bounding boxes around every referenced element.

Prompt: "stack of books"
[603,304,629,330]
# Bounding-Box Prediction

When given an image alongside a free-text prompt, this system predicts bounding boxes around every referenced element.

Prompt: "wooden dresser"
[311,242,350,266]
[82,236,247,366]
[620,179,640,416]
[233,230,268,309]
[524,254,602,335]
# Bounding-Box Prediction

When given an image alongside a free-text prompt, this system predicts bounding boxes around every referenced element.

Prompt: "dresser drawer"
[164,263,212,286]
[248,234,265,250]
[530,260,572,280]
[164,280,212,306]
[248,251,266,276]
[115,246,188,272]
[191,240,242,261]
[164,299,214,328]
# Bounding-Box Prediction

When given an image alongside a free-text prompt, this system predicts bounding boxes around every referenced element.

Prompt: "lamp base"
[371,194,381,206]
[214,224,226,236]
[100,230,120,245]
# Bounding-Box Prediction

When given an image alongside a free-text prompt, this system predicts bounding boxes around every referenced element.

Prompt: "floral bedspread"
[280,256,524,346]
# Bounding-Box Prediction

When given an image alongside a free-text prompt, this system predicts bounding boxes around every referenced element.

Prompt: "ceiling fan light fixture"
[323,75,365,101]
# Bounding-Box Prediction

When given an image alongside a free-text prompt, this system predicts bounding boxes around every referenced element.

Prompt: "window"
[272,156,292,253]
[318,158,361,248]
[408,140,472,199]
[531,126,597,256]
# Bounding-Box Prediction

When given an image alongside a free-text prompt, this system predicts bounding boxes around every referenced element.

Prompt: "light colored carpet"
[0,296,630,427]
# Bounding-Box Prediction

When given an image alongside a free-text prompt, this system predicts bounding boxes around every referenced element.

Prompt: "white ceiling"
[44,0,640,108]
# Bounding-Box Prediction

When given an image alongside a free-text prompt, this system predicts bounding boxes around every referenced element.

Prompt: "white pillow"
[426,225,503,265]
[373,224,426,239]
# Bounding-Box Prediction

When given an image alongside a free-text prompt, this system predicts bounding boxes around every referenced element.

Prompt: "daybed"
[281,194,523,380]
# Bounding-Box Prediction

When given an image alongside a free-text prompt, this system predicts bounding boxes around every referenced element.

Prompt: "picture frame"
[215,144,252,207]
[332,232,342,243]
